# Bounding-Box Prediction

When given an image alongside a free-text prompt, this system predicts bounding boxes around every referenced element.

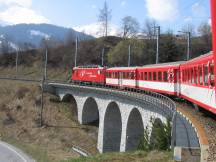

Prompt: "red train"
[71,52,215,114]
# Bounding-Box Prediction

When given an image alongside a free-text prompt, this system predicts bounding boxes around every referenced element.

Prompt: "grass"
[0,65,69,81]
[63,150,174,162]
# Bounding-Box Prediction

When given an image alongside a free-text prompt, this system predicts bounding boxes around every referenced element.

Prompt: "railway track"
[175,100,216,162]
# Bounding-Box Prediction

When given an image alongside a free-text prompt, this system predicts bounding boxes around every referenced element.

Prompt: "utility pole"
[40,76,44,127]
[178,31,191,60]
[101,48,105,66]
[128,44,131,67]
[15,49,19,78]
[44,48,48,81]
[40,49,47,127]
[155,26,160,64]
[186,32,191,60]
[74,36,78,67]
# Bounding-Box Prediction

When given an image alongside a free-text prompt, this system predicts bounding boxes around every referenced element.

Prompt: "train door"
[174,69,180,96]
[119,72,123,88]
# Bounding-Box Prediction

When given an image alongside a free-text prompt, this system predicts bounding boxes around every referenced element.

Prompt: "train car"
[179,52,216,113]
[137,62,185,95]
[106,67,138,88]
[72,65,106,84]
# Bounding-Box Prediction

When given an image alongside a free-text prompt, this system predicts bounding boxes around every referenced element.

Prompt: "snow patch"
[9,42,19,50]
[30,30,50,39]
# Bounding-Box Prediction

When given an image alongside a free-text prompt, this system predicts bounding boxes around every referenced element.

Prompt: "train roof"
[73,65,105,69]
[107,61,185,71]
[182,52,213,64]
[140,61,185,68]
[107,67,139,71]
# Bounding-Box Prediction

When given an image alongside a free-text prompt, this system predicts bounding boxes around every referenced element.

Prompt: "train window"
[198,65,203,85]
[140,72,144,80]
[128,72,131,79]
[194,67,198,84]
[144,72,148,80]
[184,70,187,83]
[210,63,214,86]
[164,71,168,82]
[183,70,186,83]
[191,68,194,84]
[187,69,190,83]
[158,72,162,81]
[148,72,152,81]
[204,65,208,86]
[131,72,135,79]
[153,72,157,81]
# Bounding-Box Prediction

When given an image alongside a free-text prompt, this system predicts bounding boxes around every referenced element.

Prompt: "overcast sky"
[0,0,210,34]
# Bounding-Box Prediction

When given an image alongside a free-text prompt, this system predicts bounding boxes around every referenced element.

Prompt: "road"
[0,141,35,162]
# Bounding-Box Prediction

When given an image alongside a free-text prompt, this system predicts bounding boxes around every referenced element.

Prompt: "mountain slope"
[0,23,94,53]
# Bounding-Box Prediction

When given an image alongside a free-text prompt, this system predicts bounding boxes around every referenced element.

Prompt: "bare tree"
[98,1,112,37]
[181,24,196,36]
[198,22,212,51]
[198,22,212,42]
[121,16,140,38]
[142,19,157,39]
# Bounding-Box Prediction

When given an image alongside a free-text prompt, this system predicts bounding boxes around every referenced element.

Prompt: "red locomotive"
[71,0,216,114]
[72,65,106,84]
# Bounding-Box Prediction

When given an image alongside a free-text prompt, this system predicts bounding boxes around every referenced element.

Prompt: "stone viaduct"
[44,82,200,154]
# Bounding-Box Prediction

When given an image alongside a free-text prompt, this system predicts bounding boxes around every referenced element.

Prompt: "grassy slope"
[0,79,98,162]
[64,151,174,162]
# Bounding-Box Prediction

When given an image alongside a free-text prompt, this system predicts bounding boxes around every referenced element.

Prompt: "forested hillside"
[0,26,212,70]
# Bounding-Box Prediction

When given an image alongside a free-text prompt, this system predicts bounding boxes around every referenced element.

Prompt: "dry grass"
[0,65,69,81]
[65,150,174,162]
[0,80,98,162]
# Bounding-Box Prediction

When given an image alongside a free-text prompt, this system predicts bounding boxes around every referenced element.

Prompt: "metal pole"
[40,76,44,127]
[15,49,19,78]
[156,26,160,64]
[187,32,191,60]
[74,36,78,67]
[44,48,48,81]
[102,48,105,66]
[128,44,131,67]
